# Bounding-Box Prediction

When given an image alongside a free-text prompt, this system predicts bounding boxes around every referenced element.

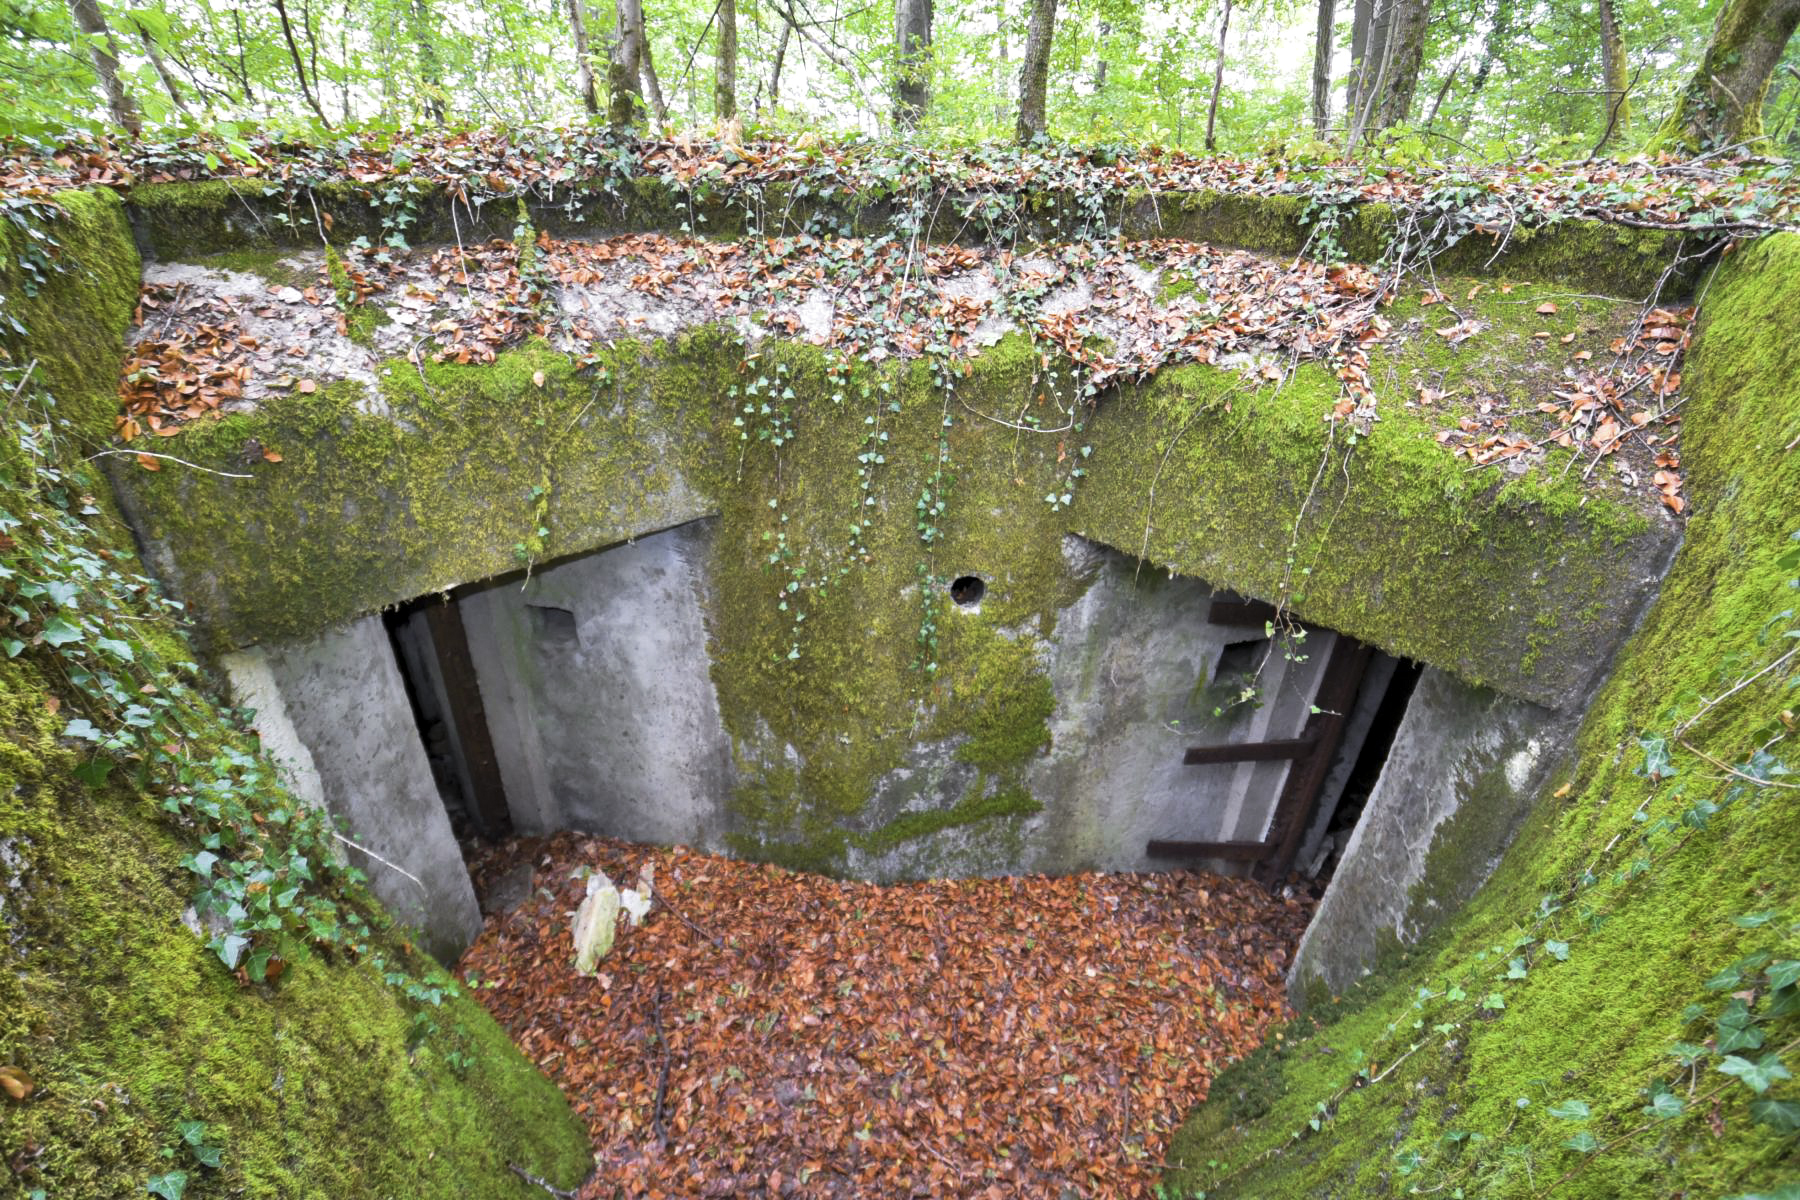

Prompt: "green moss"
[1160,234,1800,1199]
[188,247,319,289]
[0,651,590,1198]
[0,188,139,438]
[1074,281,1654,710]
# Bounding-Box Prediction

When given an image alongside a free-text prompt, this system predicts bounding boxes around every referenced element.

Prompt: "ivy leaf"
[177,1120,206,1147]
[1767,960,1800,990]
[1548,1099,1590,1120]
[62,717,101,742]
[1545,940,1570,961]
[1668,1041,1709,1066]
[1732,910,1780,928]
[95,636,134,661]
[39,615,82,647]
[1560,1130,1598,1153]
[190,1142,223,1170]
[1750,1098,1800,1134]
[1704,965,1743,991]
[1717,1023,1765,1054]
[214,934,250,970]
[1726,1186,1800,1200]
[1642,1090,1683,1119]
[1718,1053,1793,1094]
[145,1172,188,1200]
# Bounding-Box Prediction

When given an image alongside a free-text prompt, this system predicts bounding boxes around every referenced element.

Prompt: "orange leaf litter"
[459,833,1314,1198]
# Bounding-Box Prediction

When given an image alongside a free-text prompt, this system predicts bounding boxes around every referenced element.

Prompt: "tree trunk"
[409,0,446,124]
[765,17,792,111]
[1423,56,1459,127]
[895,0,932,129]
[1016,0,1057,142]
[271,0,331,126]
[1348,0,1389,130]
[1368,0,1429,132]
[1311,0,1335,137]
[609,0,647,128]
[1595,0,1630,149]
[640,23,668,124]
[716,0,738,119]
[1204,0,1233,150]
[133,19,194,117]
[1657,0,1800,149]
[569,0,599,114]
[66,0,141,134]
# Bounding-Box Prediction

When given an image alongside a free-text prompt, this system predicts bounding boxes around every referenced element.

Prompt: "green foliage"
[2,0,1796,158]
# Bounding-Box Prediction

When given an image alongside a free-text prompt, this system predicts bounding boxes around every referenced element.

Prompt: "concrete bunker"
[233,508,1534,1006]
[98,182,1683,998]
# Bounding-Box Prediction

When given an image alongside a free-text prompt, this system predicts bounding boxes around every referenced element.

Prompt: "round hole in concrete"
[950,575,986,606]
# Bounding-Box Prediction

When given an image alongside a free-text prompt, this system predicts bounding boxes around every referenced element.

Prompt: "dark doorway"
[385,598,514,841]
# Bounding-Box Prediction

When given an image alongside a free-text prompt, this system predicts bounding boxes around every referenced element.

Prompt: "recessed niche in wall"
[950,575,986,606]
[527,603,579,644]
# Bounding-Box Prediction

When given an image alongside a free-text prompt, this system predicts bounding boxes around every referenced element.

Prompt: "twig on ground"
[508,1164,578,1199]
[85,448,253,479]
[649,881,726,949]
[651,984,672,1148]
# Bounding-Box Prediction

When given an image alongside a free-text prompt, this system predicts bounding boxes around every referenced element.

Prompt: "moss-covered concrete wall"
[1158,233,1800,1200]
[97,178,1688,877]
[0,190,592,1198]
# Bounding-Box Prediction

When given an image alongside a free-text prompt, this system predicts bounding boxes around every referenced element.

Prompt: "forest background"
[4,0,1798,164]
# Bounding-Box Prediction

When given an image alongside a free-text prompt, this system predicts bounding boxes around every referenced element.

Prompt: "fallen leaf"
[0,1066,33,1101]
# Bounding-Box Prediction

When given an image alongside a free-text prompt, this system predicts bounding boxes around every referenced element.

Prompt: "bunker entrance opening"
[370,520,1423,930]
[1142,588,1423,891]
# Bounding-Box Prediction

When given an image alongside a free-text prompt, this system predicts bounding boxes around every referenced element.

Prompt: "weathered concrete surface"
[458,531,1375,883]
[223,616,483,962]
[460,520,736,844]
[1288,667,1575,1003]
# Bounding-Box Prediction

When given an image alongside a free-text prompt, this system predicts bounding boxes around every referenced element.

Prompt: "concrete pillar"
[223,615,484,963]
[1288,667,1573,1004]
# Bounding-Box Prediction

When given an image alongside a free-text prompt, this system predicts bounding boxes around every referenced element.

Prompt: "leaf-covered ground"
[115,229,1692,513]
[457,834,1314,1198]
[4,129,1799,239]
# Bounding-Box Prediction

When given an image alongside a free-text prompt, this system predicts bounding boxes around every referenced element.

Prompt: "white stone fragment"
[571,870,620,974]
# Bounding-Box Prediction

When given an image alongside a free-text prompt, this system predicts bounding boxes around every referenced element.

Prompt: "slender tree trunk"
[766,17,792,111]
[271,0,331,125]
[1204,0,1233,150]
[609,0,647,128]
[895,0,932,129]
[410,0,446,124]
[1016,0,1057,142]
[232,6,254,104]
[133,20,194,116]
[568,0,599,113]
[1595,0,1630,148]
[716,0,738,120]
[1348,0,1371,115]
[640,24,668,123]
[1656,0,1800,149]
[339,0,352,121]
[1423,56,1459,126]
[1348,0,1389,130]
[1311,0,1335,137]
[66,0,141,134]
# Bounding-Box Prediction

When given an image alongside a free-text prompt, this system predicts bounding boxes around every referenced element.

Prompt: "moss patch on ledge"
[1159,233,1800,1200]
[0,188,139,436]
[109,336,715,650]
[1072,280,1664,711]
